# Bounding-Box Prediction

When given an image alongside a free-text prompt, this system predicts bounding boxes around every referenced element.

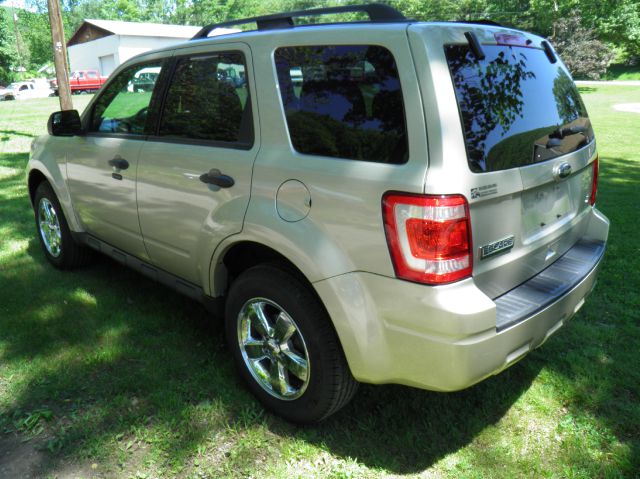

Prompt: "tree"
[0,8,18,84]
[12,0,640,75]
[551,15,614,80]
[18,10,52,68]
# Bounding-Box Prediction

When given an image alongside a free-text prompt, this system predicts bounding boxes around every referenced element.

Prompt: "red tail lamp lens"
[590,157,599,206]
[382,193,473,285]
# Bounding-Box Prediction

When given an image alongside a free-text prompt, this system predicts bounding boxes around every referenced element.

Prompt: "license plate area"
[521,169,591,243]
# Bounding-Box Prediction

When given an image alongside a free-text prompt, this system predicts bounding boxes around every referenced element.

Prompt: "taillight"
[382,193,473,285]
[590,156,599,206]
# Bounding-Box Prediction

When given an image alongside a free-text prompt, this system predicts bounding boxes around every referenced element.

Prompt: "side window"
[158,52,252,145]
[274,45,408,164]
[90,62,162,135]
[87,72,98,79]
[19,84,29,91]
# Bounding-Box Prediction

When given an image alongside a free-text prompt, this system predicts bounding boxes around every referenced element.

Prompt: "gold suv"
[27,4,609,422]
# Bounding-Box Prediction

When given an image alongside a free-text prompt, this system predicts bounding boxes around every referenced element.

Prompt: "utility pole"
[10,4,25,79]
[47,0,73,110]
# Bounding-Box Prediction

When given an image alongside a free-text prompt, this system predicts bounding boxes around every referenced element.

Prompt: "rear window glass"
[445,44,594,173]
[275,45,408,164]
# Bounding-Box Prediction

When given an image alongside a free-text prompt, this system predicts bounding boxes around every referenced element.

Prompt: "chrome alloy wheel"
[38,197,62,258]
[237,298,310,400]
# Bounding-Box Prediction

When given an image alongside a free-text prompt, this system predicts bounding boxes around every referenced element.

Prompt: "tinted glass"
[91,62,162,134]
[275,45,408,164]
[158,53,251,144]
[445,44,593,173]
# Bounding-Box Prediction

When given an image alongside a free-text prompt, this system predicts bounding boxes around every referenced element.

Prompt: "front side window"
[90,62,162,135]
[158,52,252,145]
[275,45,408,164]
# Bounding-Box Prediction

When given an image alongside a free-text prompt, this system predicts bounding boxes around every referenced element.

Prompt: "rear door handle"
[108,156,129,170]
[199,168,234,188]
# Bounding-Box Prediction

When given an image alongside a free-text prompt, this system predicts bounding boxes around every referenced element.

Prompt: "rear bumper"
[314,208,609,391]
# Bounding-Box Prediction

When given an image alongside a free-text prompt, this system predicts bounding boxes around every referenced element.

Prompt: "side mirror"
[48,110,83,136]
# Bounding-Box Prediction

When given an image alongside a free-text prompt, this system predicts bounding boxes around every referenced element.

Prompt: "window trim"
[144,135,254,151]
[152,50,255,150]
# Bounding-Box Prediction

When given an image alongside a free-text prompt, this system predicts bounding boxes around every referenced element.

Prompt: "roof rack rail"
[457,19,503,27]
[191,3,407,40]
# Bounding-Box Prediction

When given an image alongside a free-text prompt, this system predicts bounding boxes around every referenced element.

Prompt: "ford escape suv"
[27,4,609,423]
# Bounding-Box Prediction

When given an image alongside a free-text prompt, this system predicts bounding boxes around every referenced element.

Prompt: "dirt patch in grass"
[0,434,45,479]
[0,433,108,479]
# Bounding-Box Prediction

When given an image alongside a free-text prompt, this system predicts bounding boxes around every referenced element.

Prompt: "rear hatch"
[408,24,598,299]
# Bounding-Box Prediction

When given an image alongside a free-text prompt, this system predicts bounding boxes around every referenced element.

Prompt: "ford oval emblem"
[553,162,572,181]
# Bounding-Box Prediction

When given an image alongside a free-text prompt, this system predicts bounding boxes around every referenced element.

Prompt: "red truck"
[51,70,108,95]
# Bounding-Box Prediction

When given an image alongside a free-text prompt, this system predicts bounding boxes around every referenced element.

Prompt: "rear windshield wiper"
[545,124,590,148]
[549,124,588,139]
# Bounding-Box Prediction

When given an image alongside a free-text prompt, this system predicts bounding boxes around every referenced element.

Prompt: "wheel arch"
[27,169,48,205]
[26,163,83,232]
[213,240,314,298]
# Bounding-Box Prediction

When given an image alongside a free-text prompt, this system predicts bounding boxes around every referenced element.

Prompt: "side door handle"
[199,168,234,188]
[108,156,129,170]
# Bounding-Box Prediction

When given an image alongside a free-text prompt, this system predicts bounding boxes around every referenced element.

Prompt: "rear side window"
[158,52,252,146]
[445,44,594,173]
[275,45,408,164]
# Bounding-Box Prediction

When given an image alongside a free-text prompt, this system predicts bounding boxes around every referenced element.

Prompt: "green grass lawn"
[1,89,639,478]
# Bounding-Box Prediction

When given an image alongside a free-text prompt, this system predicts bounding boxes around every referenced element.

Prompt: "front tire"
[33,181,91,269]
[225,265,358,423]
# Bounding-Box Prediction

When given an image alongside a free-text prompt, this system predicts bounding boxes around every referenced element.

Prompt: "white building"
[67,19,203,76]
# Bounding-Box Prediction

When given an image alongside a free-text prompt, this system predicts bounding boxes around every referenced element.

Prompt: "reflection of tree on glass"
[158,53,249,143]
[275,45,408,164]
[446,45,535,172]
[552,71,588,124]
[446,44,594,173]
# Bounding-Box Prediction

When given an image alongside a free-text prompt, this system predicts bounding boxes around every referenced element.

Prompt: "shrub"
[551,15,614,80]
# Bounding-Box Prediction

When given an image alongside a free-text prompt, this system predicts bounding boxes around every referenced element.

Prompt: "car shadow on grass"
[522,156,640,473]
[284,364,541,473]
[2,250,542,474]
[1,242,542,476]
[1,155,637,476]
[0,170,540,476]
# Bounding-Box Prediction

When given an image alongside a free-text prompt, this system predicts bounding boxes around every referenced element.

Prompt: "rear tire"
[225,264,358,423]
[33,181,91,269]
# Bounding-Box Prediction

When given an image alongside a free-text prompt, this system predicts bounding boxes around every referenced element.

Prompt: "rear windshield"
[445,44,593,173]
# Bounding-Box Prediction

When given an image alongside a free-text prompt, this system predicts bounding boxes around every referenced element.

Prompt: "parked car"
[127,67,161,92]
[27,4,609,423]
[51,69,108,95]
[0,80,54,101]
